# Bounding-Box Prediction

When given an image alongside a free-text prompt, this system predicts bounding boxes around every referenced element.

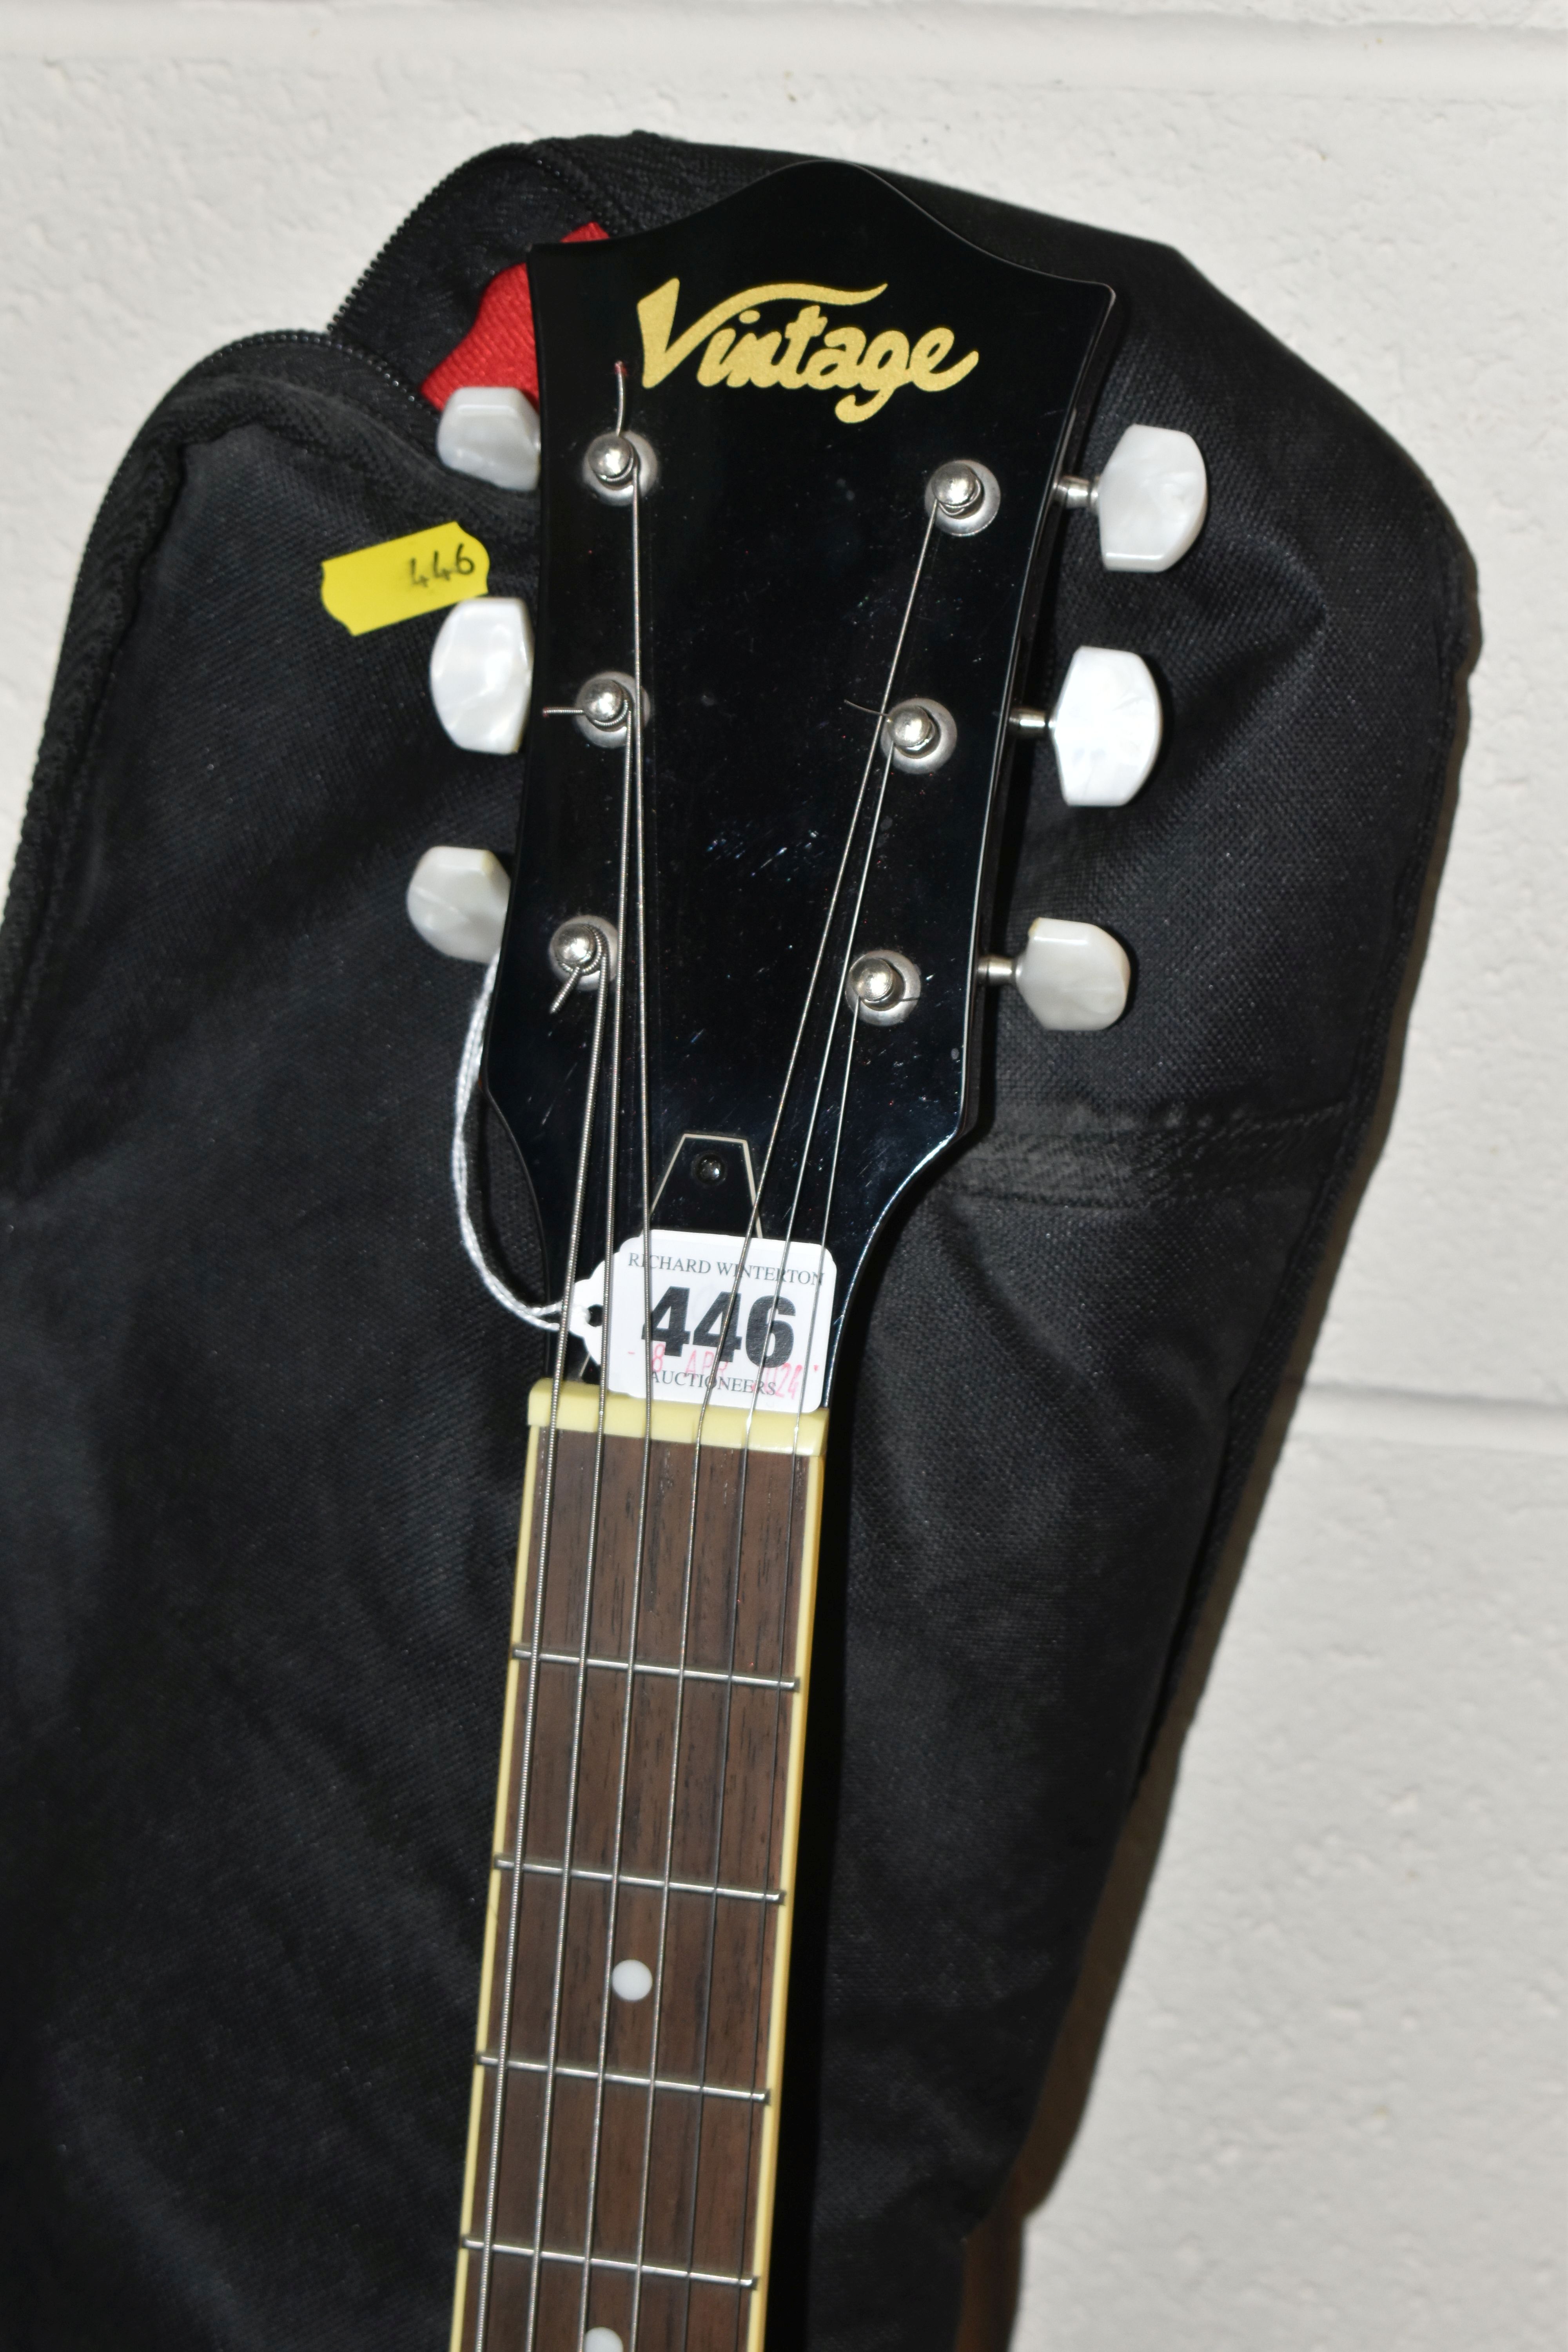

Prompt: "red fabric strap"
[421,220,608,408]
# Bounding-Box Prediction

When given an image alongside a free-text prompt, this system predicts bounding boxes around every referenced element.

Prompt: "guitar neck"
[447,157,1120,2352]
[454,1379,828,2352]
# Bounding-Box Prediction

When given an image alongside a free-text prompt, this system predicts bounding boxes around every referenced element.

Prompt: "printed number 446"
[645,1286,794,1368]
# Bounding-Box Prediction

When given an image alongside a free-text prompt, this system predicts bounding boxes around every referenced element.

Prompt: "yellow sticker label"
[319,522,490,636]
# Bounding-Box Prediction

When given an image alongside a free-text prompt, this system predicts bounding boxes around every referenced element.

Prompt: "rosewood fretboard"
[453,1381,826,2352]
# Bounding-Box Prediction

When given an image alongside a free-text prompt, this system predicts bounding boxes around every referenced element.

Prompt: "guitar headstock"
[480,161,1117,1414]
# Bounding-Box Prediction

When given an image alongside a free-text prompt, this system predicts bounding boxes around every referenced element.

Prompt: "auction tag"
[319,521,490,635]
[570,1230,837,1416]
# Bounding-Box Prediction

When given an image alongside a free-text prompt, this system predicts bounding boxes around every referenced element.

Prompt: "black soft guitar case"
[0,135,1467,2352]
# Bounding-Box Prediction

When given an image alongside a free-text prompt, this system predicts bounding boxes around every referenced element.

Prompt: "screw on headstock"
[925,456,1000,537]
[883,697,957,774]
[570,671,646,750]
[548,916,617,1008]
[846,949,923,1026]
[583,429,659,505]
[889,705,939,758]
[590,436,634,486]
[583,677,629,729]
[933,464,982,516]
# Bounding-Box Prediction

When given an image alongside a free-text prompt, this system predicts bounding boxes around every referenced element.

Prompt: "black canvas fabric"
[0,134,1468,2352]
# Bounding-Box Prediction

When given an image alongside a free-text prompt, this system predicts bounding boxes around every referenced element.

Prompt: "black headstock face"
[485,160,1112,1402]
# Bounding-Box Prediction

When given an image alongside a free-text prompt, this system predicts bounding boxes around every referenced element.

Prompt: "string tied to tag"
[453,956,561,1332]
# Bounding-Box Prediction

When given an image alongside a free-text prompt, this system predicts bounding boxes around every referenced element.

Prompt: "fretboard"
[453,1379,827,2352]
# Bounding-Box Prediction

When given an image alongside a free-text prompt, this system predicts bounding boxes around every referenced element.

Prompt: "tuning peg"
[436,385,541,492]
[406,845,511,962]
[1055,423,1207,573]
[978,916,1130,1031]
[429,596,533,754]
[1011,646,1162,807]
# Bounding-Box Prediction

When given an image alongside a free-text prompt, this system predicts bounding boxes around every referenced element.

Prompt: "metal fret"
[476,2051,767,2105]
[490,1853,783,1905]
[512,1644,798,1693]
[463,2236,755,2291]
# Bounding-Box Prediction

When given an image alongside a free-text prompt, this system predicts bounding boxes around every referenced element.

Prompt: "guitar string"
[473,922,612,2352]
[713,485,975,2324]
[684,497,937,2328]
[686,704,901,2339]
[673,724,895,2336]
[515,705,635,2352]
[492,364,659,2352]
[569,384,661,2352]
[717,482,968,2326]
[450,955,562,1332]
[623,957,868,2344]
[510,369,637,2352]
[726,1003,861,2352]
[641,514,934,2345]
[617,648,917,2344]
[683,995,865,2351]
[632,497,940,2344]
[644,486,940,1502]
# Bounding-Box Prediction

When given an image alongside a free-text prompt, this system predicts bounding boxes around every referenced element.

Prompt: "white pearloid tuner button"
[1044,645,1162,807]
[436,385,540,492]
[978,916,1130,1031]
[429,595,533,754]
[406,845,510,962]
[1056,424,1207,573]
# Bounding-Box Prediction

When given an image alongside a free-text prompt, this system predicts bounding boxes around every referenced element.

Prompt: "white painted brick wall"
[1,6,1562,2345]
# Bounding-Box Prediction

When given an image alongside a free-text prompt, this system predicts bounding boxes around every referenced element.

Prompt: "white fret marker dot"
[611,1958,653,2003]
[584,2331,623,2352]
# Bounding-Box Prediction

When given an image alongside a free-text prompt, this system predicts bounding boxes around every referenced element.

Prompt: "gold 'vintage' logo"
[637,278,979,423]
